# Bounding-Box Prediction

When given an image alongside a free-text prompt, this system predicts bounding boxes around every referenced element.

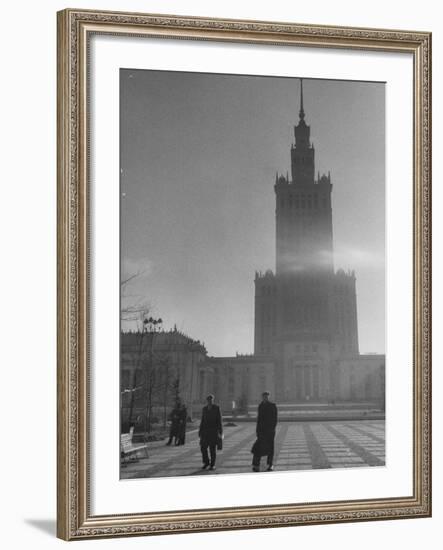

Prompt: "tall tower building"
[276,79,333,276]
[254,80,359,402]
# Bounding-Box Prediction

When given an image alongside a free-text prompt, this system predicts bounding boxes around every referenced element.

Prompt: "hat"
[262,391,270,396]
[206,394,215,400]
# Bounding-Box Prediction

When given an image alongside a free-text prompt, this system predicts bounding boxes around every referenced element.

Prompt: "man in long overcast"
[251,391,278,472]
[198,394,223,471]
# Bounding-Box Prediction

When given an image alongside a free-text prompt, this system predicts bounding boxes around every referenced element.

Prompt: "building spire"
[299,78,305,121]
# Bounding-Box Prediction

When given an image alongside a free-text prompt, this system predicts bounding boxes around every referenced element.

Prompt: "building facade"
[209,80,384,410]
[121,330,207,428]
[199,355,276,415]
[121,81,384,418]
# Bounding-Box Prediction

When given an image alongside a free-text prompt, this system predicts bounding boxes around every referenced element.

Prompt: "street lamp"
[143,316,163,332]
[143,316,163,435]
[188,342,197,423]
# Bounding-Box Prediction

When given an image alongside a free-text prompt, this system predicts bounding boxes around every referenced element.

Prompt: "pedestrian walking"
[251,391,278,472]
[199,394,223,471]
[166,399,182,446]
[176,402,187,446]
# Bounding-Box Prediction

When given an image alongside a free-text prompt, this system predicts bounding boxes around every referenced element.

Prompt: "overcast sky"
[120,70,385,356]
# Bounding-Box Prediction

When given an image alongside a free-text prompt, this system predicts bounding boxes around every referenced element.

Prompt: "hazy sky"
[120,70,385,356]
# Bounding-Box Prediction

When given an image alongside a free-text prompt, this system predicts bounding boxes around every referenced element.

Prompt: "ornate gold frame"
[57,8,431,540]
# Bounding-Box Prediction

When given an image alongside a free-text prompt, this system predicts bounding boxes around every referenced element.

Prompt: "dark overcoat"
[199,404,223,446]
[168,406,182,438]
[177,405,187,444]
[251,401,278,457]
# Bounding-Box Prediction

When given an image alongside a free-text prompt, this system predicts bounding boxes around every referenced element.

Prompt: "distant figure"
[176,403,188,446]
[166,400,182,446]
[199,394,223,471]
[251,391,278,472]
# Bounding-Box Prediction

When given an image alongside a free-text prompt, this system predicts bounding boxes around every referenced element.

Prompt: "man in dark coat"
[176,403,187,446]
[166,400,182,446]
[251,391,278,472]
[199,394,223,471]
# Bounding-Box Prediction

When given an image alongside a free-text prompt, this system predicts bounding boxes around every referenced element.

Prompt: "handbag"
[216,434,223,450]
[251,439,259,455]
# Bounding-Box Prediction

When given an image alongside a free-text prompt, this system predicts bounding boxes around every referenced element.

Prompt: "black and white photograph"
[119,70,386,479]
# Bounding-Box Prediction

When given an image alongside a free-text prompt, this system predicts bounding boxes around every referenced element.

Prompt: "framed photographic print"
[57,8,432,540]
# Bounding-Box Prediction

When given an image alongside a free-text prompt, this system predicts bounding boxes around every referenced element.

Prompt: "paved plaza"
[121,420,385,479]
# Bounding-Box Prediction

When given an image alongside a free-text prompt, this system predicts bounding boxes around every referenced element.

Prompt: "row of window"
[280,194,328,210]
[293,155,312,164]
[291,364,321,399]
[259,342,320,356]
[259,285,275,296]
[290,361,319,368]
[283,306,323,325]
[294,343,319,353]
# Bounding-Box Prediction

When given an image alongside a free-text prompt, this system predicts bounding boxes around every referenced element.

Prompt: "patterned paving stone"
[121,419,385,479]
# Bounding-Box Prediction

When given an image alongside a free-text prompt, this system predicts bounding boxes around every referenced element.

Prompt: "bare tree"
[120,270,151,326]
[120,271,153,429]
[157,357,173,428]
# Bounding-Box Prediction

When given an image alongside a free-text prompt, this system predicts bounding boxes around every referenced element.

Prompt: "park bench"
[120,427,149,464]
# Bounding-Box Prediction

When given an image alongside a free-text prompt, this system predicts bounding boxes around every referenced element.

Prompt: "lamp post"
[187,339,205,423]
[143,316,162,435]
[127,321,149,429]
[188,343,196,422]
